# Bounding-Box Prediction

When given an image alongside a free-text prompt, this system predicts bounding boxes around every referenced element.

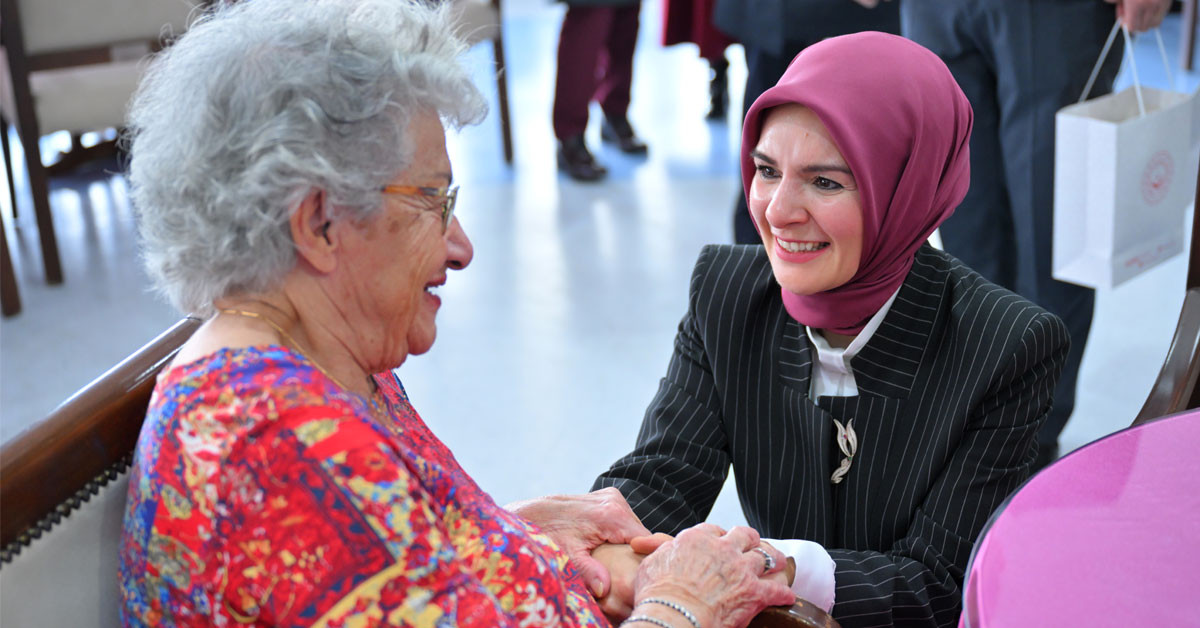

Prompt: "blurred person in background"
[554,0,649,182]
[901,0,1172,470]
[661,0,736,119]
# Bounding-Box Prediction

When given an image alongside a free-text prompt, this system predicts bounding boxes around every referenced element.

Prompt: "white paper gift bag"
[1053,26,1199,289]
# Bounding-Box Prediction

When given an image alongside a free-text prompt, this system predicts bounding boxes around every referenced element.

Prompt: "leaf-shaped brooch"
[831,418,857,484]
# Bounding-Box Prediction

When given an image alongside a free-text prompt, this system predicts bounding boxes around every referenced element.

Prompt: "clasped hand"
[595,526,795,627]
[507,490,793,626]
[506,487,651,598]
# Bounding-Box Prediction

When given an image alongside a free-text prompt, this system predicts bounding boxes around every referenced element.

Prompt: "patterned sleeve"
[214,405,518,627]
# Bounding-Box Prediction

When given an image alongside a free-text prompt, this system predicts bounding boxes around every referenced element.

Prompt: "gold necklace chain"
[218,308,384,415]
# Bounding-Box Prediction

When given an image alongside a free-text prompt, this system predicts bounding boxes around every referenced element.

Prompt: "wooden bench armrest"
[0,317,201,554]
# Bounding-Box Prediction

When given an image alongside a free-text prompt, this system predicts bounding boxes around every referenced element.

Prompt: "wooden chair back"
[0,0,201,286]
[1133,163,1200,425]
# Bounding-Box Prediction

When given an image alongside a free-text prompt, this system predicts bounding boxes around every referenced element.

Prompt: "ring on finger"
[752,547,776,574]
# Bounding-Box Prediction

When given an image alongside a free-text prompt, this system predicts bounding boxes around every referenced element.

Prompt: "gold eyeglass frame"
[380,184,459,231]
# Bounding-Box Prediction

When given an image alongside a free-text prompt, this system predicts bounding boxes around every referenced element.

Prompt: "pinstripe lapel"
[812,249,949,523]
[776,316,813,392]
[850,246,947,399]
[768,315,838,541]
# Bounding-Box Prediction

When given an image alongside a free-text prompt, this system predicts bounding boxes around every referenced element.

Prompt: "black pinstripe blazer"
[594,244,1069,628]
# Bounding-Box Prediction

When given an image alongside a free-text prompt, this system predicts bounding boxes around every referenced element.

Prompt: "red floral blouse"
[119,345,608,627]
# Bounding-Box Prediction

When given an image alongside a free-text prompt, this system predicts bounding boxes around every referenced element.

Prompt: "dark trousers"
[552,5,641,139]
[901,0,1123,453]
[731,42,813,245]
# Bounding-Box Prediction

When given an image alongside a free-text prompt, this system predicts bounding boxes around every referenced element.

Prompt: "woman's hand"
[506,488,650,597]
[591,543,643,622]
[591,534,673,622]
[633,524,796,628]
[594,532,797,624]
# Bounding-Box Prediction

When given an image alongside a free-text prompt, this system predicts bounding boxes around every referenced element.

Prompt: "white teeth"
[426,285,440,294]
[779,240,828,253]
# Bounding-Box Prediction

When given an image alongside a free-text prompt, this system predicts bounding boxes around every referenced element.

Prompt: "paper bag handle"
[1079,21,1122,104]
[1078,22,1174,118]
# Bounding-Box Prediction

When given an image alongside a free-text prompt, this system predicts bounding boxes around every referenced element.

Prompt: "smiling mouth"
[778,240,829,253]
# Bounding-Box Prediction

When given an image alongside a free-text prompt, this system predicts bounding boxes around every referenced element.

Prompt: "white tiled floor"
[1,1,1195,528]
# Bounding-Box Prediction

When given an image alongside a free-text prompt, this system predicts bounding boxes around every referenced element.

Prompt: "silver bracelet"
[621,616,676,628]
[636,598,701,628]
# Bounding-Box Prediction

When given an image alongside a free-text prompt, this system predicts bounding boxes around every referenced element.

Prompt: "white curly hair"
[127,0,487,315]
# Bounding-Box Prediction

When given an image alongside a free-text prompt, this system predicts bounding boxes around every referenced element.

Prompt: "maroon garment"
[661,0,733,61]
[740,32,973,335]
[553,5,639,139]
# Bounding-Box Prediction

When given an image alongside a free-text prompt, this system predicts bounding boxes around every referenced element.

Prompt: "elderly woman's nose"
[445,217,473,270]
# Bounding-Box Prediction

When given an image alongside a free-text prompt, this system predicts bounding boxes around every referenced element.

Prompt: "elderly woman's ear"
[290,189,339,274]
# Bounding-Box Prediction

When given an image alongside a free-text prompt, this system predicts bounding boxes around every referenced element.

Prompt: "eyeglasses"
[380,184,459,231]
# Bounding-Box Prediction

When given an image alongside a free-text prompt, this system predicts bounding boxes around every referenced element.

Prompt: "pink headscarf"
[740,32,973,335]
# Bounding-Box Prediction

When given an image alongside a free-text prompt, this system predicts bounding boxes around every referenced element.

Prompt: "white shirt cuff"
[762,537,836,613]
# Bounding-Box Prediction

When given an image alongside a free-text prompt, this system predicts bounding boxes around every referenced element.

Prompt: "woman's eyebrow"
[751,150,852,177]
[797,164,853,176]
[749,149,776,165]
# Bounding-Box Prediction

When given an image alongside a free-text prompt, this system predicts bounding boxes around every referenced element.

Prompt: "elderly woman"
[595,32,1070,627]
[117,1,794,626]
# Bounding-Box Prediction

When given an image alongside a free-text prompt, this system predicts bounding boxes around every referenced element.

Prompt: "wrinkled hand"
[506,488,649,598]
[595,533,797,624]
[849,0,891,8]
[633,533,795,587]
[1104,0,1171,32]
[633,524,796,628]
[758,541,797,589]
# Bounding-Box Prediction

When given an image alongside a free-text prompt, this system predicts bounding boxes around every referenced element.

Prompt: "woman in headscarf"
[117,0,794,625]
[595,32,1069,627]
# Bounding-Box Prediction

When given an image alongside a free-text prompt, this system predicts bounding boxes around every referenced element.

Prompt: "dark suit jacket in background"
[713,0,901,56]
[594,244,1069,627]
[557,0,640,6]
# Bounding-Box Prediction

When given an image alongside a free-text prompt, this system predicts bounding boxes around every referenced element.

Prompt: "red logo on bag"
[1141,150,1174,205]
[1124,242,1176,269]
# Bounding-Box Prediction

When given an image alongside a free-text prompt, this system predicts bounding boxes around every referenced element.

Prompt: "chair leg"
[0,117,17,221]
[0,101,19,315]
[1,215,21,317]
[491,0,513,164]
[3,0,62,285]
[1183,0,1197,71]
[20,137,63,284]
